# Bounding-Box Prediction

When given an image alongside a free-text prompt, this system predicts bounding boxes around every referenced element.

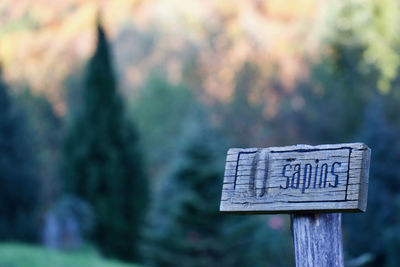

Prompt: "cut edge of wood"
[357,147,371,212]
[227,142,368,154]
[219,208,365,215]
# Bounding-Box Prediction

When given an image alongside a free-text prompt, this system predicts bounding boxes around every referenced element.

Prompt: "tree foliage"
[0,68,40,242]
[61,24,148,261]
[132,75,196,181]
[327,0,400,93]
[15,89,62,203]
[343,98,400,266]
[142,116,292,267]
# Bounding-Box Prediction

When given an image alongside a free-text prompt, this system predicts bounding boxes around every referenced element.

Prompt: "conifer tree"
[344,98,400,266]
[142,122,226,267]
[62,24,148,261]
[0,67,40,241]
[142,117,292,267]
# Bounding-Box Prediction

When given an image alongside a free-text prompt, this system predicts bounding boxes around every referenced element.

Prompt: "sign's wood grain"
[220,143,370,214]
[292,213,344,267]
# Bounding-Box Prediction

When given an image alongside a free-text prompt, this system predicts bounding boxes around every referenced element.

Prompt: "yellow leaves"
[331,0,400,93]
[0,0,323,110]
[265,0,316,20]
[61,2,96,37]
[363,0,400,93]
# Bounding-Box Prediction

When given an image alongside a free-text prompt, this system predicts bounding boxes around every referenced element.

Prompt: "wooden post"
[219,143,371,266]
[291,213,343,267]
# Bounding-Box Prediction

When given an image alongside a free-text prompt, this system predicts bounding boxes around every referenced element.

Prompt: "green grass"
[0,243,138,267]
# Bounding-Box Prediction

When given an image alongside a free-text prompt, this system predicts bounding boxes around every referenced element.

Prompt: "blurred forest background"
[1,0,400,266]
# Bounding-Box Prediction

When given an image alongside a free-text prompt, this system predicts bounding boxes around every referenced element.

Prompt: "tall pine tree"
[0,67,40,241]
[62,24,148,261]
[344,98,400,266]
[142,116,293,267]
[142,121,228,266]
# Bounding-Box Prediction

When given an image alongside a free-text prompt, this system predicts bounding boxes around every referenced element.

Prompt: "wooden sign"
[220,143,370,214]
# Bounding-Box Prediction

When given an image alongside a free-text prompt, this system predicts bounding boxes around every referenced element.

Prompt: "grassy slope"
[0,243,137,267]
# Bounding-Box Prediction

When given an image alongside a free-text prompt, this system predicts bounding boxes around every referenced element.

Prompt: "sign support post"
[220,143,370,266]
[291,213,343,267]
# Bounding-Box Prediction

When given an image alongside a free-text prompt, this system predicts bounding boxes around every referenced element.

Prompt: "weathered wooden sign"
[220,143,370,213]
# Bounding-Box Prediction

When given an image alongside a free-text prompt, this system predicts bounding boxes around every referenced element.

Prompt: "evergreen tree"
[343,98,400,267]
[0,67,40,241]
[16,89,62,203]
[132,75,196,181]
[62,24,148,261]
[142,122,227,267]
[142,117,292,267]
